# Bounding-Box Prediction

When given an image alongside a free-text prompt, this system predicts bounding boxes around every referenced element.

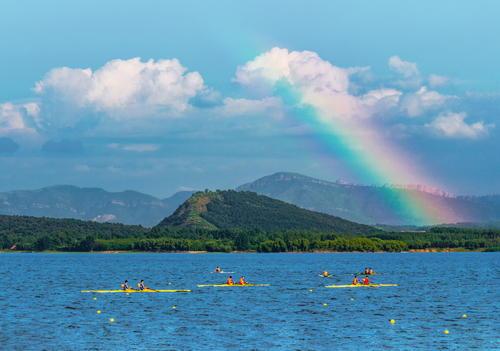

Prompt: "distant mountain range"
[0,186,193,227]
[238,172,500,226]
[157,190,375,234]
[2,172,500,227]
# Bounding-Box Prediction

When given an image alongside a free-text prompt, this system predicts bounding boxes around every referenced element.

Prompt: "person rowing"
[362,276,370,285]
[226,276,234,285]
[121,280,130,290]
[238,276,248,285]
[362,267,375,275]
[321,271,330,278]
[352,275,359,285]
[215,266,222,273]
[137,280,149,291]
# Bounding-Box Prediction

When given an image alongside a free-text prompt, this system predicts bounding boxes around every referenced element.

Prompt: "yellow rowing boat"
[81,289,191,293]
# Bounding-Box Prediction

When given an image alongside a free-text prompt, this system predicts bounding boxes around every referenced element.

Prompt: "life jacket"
[226,278,234,285]
[239,278,246,285]
[352,278,359,285]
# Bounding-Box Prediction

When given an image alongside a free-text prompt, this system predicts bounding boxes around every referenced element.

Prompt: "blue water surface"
[0,252,498,350]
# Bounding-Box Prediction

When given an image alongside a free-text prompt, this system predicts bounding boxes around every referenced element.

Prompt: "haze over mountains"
[238,172,500,226]
[1,172,500,227]
[0,186,193,227]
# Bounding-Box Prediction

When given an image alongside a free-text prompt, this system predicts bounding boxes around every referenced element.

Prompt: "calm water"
[0,252,498,350]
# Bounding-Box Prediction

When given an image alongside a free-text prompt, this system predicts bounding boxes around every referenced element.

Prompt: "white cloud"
[428,74,449,88]
[219,97,283,118]
[401,86,452,117]
[388,56,421,88]
[388,56,419,78]
[427,112,492,139]
[235,47,350,94]
[0,102,40,135]
[108,143,160,152]
[35,57,205,118]
[235,47,401,120]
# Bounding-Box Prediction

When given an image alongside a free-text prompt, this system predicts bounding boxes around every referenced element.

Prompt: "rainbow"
[274,82,460,225]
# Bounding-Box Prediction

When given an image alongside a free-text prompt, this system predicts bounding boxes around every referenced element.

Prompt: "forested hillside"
[158,190,376,234]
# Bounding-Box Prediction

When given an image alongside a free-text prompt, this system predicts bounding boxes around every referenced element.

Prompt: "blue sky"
[0,0,499,196]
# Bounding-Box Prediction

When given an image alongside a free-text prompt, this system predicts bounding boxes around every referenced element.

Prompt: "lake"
[0,252,498,350]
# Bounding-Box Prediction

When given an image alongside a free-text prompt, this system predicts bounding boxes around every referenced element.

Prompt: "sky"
[0,0,499,197]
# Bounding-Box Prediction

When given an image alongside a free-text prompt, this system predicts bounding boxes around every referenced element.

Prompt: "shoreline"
[0,248,492,254]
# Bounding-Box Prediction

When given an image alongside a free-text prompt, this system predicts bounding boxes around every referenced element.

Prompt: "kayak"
[81,289,191,293]
[197,284,270,287]
[325,284,397,289]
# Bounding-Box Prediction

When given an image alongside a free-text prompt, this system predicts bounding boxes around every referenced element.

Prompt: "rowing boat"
[81,289,191,293]
[197,284,270,287]
[325,284,397,289]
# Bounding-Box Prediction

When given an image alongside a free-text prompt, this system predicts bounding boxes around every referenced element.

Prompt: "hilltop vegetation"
[158,190,376,234]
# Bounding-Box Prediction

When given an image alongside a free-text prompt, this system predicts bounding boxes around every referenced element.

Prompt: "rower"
[322,271,330,278]
[137,280,148,290]
[352,276,359,285]
[369,268,375,275]
[215,266,222,273]
[226,276,234,285]
[364,267,370,275]
[362,276,370,285]
[238,276,247,285]
[121,280,130,290]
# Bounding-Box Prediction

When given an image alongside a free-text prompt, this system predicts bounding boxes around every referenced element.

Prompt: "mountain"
[0,186,193,227]
[237,172,500,226]
[157,190,376,234]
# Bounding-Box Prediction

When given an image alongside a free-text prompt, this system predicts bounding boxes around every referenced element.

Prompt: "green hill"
[157,190,376,234]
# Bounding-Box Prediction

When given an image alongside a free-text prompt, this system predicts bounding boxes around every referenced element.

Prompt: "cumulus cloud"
[0,102,40,135]
[427,112,492,139]
[388,56,421,88]
[35,57,205,118]
[400,86,452,117]
[108,143,160,152]
[235,47,402,120]
[388,56,419,78]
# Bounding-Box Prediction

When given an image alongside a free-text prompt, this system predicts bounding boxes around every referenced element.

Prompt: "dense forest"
[159,190,376,234]
[0,215,498,252]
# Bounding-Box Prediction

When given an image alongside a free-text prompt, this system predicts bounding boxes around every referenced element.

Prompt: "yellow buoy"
[96,310,101,314]
[443,329,449,334]
[389,319,396,325]
[462,314,467,318]
[109,318,115,323]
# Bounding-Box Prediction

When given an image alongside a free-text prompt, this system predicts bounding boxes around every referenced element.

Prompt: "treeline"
[0,215,498,252]
[368,227,500,251]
